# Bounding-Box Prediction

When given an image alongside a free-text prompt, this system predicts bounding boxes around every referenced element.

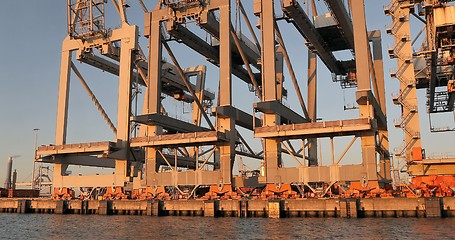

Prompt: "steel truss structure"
[37,0,393,199]
[254,0,390,198]
[385,0,455,178]
[37,0,215,197]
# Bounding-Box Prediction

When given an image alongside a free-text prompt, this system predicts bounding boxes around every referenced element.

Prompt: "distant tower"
[12,170,17,190]
[3,157,13,189]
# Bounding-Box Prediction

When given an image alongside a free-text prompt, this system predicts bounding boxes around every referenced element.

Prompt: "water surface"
[0,214,453,239]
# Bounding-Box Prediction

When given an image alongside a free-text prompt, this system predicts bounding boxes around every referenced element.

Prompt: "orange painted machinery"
[340,181,393,198]
[52,187,75,200]
[403,175,455,197]
[102,187,128,200]
[201,185,241,200]
[131,186,169,200]
[258,184,299,199]
[448,79,455,93]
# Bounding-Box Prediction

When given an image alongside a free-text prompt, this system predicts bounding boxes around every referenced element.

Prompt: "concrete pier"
[358,198,425,217]
[247,200,267,217]
[146,200,163,216]
[220,200,241,217]
[1,197,455,218]
[17,200,30,214]
[163,200,205,216]
[284,199,341,217]
[268,200,282,218]
[55,200,68,214]
[442,197,455,217]
[203,200,219,217]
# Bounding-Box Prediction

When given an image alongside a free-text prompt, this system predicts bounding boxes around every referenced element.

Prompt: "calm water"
[0,214,454,239]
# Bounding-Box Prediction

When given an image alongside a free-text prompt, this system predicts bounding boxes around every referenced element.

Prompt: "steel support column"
[307,50,318,166]
[189,66,207,158]
[216,1,235,185]
[53,43,72,187]
[371,30,391,182]
[114,24,138,185]
[351,0,378,181]
[307,0,318,167]
[259,0,281,184]
[145,9,163,186]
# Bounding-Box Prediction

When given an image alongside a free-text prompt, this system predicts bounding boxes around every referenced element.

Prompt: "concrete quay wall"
[0,197,452,218]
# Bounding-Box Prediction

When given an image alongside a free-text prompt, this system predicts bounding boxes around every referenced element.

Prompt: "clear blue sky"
[1,0,454,184]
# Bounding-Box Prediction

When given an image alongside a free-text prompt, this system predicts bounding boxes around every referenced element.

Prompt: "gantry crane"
[37,0,394,200]
[385,0,455,197]
[135,0,391,199]
[36,0,215,199]
[252,0,390,198]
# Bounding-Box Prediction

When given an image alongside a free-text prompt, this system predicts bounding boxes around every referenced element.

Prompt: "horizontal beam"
[254,100,308,124]
[212,106,261,131]
[235,148,304,160]
[130,131,227,147]
[258,164,378,184]
[324,0,355,50]
[39,151,211,169]
[62,26,135,52]
[408,159,455,176]
[15,182,52,187]
[167,23,257,86]
[78,52,215,101]
[78,52,144,83]
[158,154,214,169]
[55,175,120,188]
[282,0,344,75]
[37,141,117,156]
[236,151,263,160]
[150,170,225,186]
[133,114,209,133]
[200,11,260,69]
[422,158,455,165]
[255,118,373,139]
[39,155,116,168]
